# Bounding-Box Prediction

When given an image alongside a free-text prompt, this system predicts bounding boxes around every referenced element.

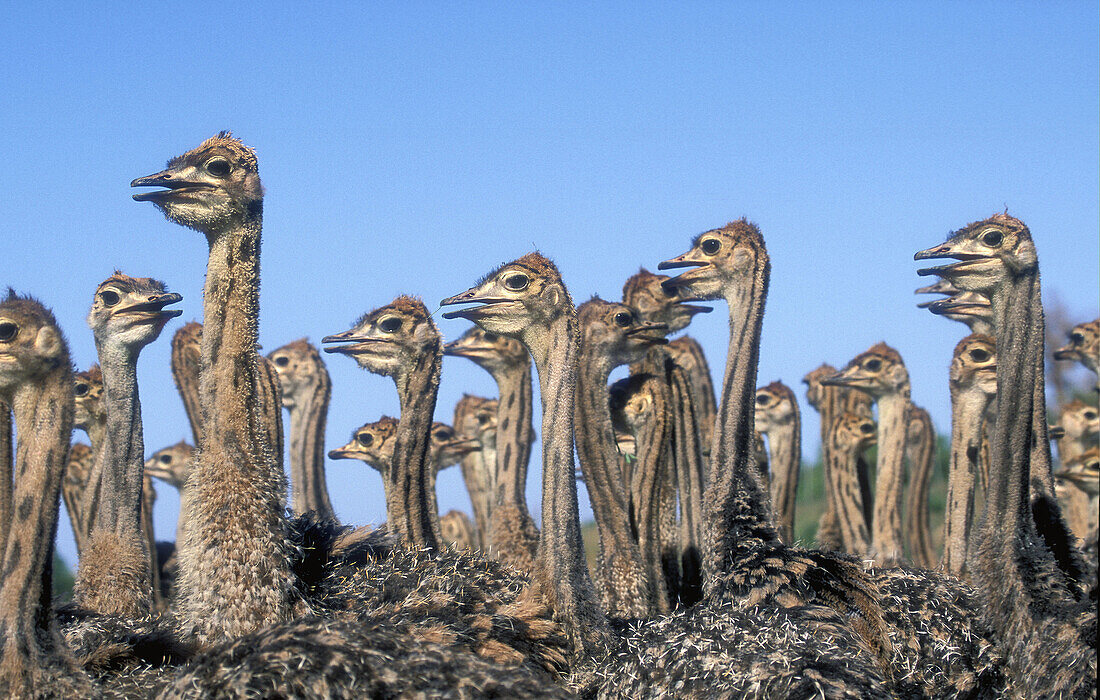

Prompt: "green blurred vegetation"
[53,554,75,602]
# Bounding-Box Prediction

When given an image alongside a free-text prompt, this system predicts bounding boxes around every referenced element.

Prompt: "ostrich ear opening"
[35,326,62,359]
[889,364,909,388]
[543,285,563,310]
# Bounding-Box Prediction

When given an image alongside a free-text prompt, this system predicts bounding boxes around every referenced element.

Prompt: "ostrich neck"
[288,376,334,519]
[631,383,673,614]
[703,262,772,584]
[942,386,988,576]
[904,410,936,569]
[172,347,203,446]
[491,361,535,506]
[764,414,800,543]
[0,401,10,554]
[73,343,152,616]
[827,435,870,554]
[575,344,650,616]
[0,367,73,683]
[90,348,145,540]
[391,347,443,548]
[178,211,296,645]
[667,360,706,605]
[525,311,606,655]
[870,390,908,564]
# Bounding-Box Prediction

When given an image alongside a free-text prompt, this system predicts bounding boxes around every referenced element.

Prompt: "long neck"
[0,401,10,555]
[870,390,908,565]
[172,340,203,446]
[75,343,151,616]
[526,311,607,658]
[390,347,443,548]
[0,368,84,695]
[671,336,717,450]
[61,444,92,556]
[943,382,987,576]
[981,270,1087,592]
[703,260,773,586]
[665,359,706,606]
[764,411,800,544]
[457,439,493,550]
[178,211,296,646]
[491,360,535,507]
[813,388,842,551]
[827,432,870,555]
[288,371,334,520]
[903,408,936,568]
[630,379,673,614]
[575,344,651,618]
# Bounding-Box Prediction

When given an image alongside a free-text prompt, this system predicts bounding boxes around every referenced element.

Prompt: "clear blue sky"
[2,2,1097,568]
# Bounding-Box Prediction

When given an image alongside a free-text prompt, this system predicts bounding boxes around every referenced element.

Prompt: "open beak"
[131,170,214,202]
[928,298,985,317]
[627,321,669,344]
[657,249,706,271]
[122,292,184,321]
[321,329,382,355]
[439,288,512,321]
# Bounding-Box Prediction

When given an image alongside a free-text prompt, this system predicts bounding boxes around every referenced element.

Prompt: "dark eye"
[379,317,402,333]
[981,229,1003,247]
[969,349,990,362]
[503,274,529,291]
[100,290,121,307]
[274,356,289,367]
[357,433,373,447]
[861,423,875,434]
[159,454,172,464]
[701,239,720,255]
[74,383,89,396]
[661,285,677,297]
[755,395,769,405]
[206,158,231,177]
[0,322,15,342]
[482,332,498,342]
[477,413,491,425]
[1070,332,1084,345]
[614,311,632,327]
[435,429,453,441]
[1085,411,1097,421]
[864,358,882,371]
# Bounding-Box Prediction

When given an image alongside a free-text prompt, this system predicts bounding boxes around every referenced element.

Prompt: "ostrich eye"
[435,429,453,441]
[482,332,498,342]
[73,383,89,396]
[0,322,18,343]
[274,356,290,367]
[503,273,529,291]
[1085,411,1097,420]
[613,311,633,327]
[206,158,231,177]
[755,395,769,405]
[969,349,989,362]
[701,238,720,255]
[357,433,373,447]
[159,454,172,464]
[861,423,875,434]
[980,229,1003,247]
[379,317,402,333]
[100,290,121,307]
[864,358,882,371]
[1070,332,1084,345]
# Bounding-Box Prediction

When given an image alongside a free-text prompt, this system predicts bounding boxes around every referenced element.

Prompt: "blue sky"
[2,2,1097,567]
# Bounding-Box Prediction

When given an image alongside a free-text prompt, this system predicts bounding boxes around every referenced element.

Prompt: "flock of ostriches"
[0,132,1096,699]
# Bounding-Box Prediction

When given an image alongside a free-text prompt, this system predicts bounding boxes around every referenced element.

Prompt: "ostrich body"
[917,213,1095,696]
